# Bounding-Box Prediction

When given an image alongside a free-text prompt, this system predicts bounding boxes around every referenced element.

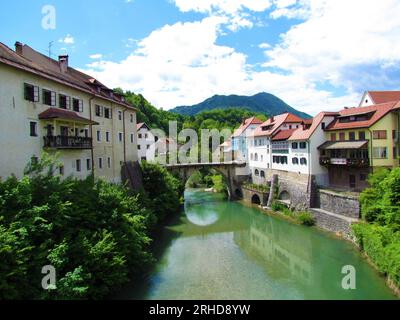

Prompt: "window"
[119,132,123,142]
[131,133,134,143]
[87,159,92,171]
[250,154,254,161]
[146,145,150,150]
[118,111,123,121]
[292,157,299,165]
[104,107,112,119]
[31,156,39,166]
[360,174,367,182]
[292,142,298,149]
[330,133,336,141]
[107,157,111,169]
[130,114,134,123]
[261,155,264,162]
[59,94,70,109]
[373,147,387,159]
[43,89,56,106]
[321,122,326,130]
[76,159,81,172]
[138,134,142,139]
[359,131,366,140]
[73,98,83,113]
[59,166,64,176]
[145,133,148,139]
[300,158,307,165]
[349,132,356,141]
[299,142,307,149]
[255,153,258,161]
[24,83,39,102]
[97,130,102,142]
[29,122,37,137]
[95,105,103,117]
[373,130,387,140]
[255,169,260,176]
[106,131,110,142]
[339,132,345,141]
[394,147,397,159]
[260,171,265,178]
[138,145,141,150]
[98,158,103,169]
[84,129,89,138]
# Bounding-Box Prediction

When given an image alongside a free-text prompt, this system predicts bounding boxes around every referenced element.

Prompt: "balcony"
[44,136,93,150]
[320,157,370,167]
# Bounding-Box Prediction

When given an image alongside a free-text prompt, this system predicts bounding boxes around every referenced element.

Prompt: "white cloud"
[59,34,75,45]
[82,16,361,115]
[258,42,271,49]
[89,54,103,59]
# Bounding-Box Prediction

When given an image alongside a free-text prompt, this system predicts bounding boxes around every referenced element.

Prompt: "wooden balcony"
[44,135,92,150]
[320,157,370,167]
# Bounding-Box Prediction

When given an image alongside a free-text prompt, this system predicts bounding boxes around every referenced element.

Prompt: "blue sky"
[1,0,400,114]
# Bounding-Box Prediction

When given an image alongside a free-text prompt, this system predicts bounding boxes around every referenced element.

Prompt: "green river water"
[122,189,397,300]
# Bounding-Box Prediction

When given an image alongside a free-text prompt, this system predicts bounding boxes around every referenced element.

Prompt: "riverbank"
[247,201,400,298]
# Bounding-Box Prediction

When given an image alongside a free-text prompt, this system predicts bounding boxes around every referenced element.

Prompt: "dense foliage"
[353,168,400,287]
[0,155,183,299]
[186,168,228,196]
[170,92,311,119]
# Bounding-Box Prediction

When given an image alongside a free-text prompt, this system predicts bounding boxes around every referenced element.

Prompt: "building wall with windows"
[137,125,156,162]
[0,61,138,183]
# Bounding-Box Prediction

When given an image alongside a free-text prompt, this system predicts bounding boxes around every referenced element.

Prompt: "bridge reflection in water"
[118,190,396,300]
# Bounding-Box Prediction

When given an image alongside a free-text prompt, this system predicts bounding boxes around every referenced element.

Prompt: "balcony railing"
[320,157,370,167]
[44,135,93,150]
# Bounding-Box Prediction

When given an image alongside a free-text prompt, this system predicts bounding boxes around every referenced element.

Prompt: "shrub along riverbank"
[352,168,400,293]
[0,154,183,300]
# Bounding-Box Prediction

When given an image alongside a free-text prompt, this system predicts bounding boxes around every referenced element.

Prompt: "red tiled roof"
[232,116,263,137]
[289,112,339,141]
[367,91,400,105]
[253,113,304,137]
[38,108,98,125]
[0,42,135,110]
[272,129,297,141]
[325,101,399,131]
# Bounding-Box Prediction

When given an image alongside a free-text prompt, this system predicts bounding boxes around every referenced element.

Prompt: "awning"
[318,141,368,150]
[39,108,98,125]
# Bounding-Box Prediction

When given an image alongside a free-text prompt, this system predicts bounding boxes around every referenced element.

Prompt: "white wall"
[137,127,156,162]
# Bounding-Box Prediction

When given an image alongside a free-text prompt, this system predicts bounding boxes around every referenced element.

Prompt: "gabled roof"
[0,42,135,110]
[39,108,98,125]
[365,91,400,105]
[232,116,263,138]
[137,122,150,131]
[272,129,297,141]
[289,112,339,141]
[253,113,304,137]
[325,101,399,131]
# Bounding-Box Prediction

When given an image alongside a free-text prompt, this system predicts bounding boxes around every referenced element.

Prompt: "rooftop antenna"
[45,41,55,58]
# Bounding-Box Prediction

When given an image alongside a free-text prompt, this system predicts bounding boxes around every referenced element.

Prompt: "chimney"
[58,55,69,73]
[270,116,274,122]
[15,42,23,55]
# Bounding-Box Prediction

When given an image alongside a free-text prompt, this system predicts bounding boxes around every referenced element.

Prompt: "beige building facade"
[0,42,138,183]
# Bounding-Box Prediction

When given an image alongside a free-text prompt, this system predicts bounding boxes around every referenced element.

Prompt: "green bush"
[0,154,184,299]
[298,212,316,226]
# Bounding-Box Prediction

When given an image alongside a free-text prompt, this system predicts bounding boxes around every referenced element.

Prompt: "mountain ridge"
[170,92,311,119]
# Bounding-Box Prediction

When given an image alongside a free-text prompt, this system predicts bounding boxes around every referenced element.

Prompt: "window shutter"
[79,100,83,113]
[34,86,39,102]
[66,96,71,109]
[51,91,56,106]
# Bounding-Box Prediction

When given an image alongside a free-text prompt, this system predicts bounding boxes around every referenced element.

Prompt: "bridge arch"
[251,194,261,205]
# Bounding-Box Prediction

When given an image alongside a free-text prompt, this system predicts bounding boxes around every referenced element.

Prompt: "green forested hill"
[118,89,268,134]
[170,92,311,119]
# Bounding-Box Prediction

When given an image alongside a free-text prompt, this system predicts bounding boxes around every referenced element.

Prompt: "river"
[121,189,397,300]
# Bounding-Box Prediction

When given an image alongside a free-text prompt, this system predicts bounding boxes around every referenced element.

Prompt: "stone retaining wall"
[319,189,360,219]
[310,209,355,240]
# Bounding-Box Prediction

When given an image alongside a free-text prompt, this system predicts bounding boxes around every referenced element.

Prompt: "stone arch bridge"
[165,161,248,200]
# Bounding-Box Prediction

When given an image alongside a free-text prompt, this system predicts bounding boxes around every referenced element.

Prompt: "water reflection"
[120,190,396,300]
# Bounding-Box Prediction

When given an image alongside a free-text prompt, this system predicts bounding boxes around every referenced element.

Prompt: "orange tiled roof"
[289,112,339,141]
[253,113,304,137]
[38,108,98,125]
[325,101,399,131]
[272,129,297,141]
[367,91,400,105]
[232,116,263,137]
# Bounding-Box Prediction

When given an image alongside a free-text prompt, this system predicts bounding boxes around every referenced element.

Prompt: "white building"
[248,113,304,184]
[0,41,138,183]
[137,122,156,162]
